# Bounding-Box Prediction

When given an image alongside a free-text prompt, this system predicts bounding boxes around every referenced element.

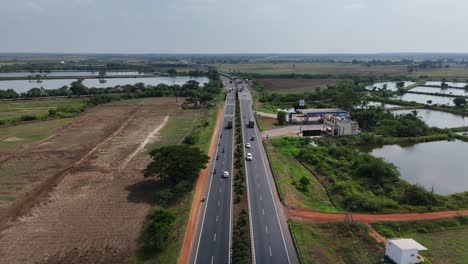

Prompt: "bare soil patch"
[0,97,180,264]
[258,78,340,93]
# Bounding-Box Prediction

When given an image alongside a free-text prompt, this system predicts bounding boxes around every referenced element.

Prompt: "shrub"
[140,208,175,251]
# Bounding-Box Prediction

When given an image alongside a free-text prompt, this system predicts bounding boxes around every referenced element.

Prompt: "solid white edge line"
[194,82,229,264]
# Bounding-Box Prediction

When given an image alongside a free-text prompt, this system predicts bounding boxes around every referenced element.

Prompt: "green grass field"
[209,62,408,76]
[264,139,338,213]
[410,65,468,79]
[372,217,468,264]
[134,104,220,264]
[0,97,85,120]
[290,220,385,264]
[0,118,73,152]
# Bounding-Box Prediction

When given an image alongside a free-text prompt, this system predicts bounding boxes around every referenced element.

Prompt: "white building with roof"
[385,238,427,264]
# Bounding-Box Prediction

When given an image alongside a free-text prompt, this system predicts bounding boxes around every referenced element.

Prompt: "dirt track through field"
[287,208,468,223]
[0,97,178,264]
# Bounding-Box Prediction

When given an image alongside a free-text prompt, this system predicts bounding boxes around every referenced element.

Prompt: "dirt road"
[287,208,468,223]
[0,97,178,263]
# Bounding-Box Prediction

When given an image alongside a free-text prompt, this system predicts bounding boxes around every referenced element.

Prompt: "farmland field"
[410,64,468,79]
[0,118,73,152]
[0,98,85,120]
[257,78,339,94]
[0,97,203,263]
[209,62,408,76]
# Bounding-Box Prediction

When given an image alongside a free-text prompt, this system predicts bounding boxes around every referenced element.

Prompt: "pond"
[409,86,468,97]
[367,140,468,194]
[0,76,209,93]
[395,93,455,106]
[366,81,415,92]
[425,81,468,88]
[391,109,468,128]
[0,71,142,78]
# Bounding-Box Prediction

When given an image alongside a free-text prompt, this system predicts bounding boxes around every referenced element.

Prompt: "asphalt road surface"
[238,81,299,264]
[193,77,236,264]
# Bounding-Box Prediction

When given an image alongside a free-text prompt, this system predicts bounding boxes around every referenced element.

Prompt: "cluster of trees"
[140,145,208,251]
[258,81,363,111]
[0,79,223,106]
[296,144,443,212]
[353,108,432,137]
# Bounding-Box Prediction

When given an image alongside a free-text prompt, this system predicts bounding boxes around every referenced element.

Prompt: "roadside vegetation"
[289,220,385,264]
[373,216,468,264]
[267,137,468,213]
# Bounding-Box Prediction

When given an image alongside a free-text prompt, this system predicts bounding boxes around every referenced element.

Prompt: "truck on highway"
[248,118,255,128]
[225,118,233,129]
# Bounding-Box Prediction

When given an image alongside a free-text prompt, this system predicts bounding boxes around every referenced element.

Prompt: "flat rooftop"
[388,239,427,251]
[300,108,347,116]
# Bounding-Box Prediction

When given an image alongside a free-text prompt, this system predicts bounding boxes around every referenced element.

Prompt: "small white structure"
[386,238,427,264]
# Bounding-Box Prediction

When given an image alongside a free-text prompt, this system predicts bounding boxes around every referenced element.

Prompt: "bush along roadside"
[231,85,252,264]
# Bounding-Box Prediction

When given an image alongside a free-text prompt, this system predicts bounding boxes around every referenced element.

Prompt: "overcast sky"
[1,0,467,54]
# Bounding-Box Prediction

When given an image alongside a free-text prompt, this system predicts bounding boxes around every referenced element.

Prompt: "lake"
[396,93,455,106]
[391,109,468,128]
[369,140,468,194]
[425,81,468,88]
[366,81,415,92]
[409,86,468,97]
[0,76,209,93]
[0,71,142,78]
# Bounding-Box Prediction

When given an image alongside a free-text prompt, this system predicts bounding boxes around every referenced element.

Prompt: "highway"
[192,77,236,264]
[238,81,299,264]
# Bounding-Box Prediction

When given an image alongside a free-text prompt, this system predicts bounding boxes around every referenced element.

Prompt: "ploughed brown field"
[0,97,180,263]
[258,78,340,93]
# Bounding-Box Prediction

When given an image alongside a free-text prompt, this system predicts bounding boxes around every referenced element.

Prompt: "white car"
[246,153,253,161]
[245,143,251,148]
[222,171,230,178]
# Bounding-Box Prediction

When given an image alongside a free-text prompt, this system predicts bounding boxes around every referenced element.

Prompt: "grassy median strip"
[231,89,252,264]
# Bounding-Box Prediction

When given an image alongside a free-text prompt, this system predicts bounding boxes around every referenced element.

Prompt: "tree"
[144,145,209,185]
[335,89,360,111]
[453,97,467,107]
[277,111,287,125]
[70,79,88,96]
[141,208,175,250]
[298,176,311,192]
[167,68,177,76]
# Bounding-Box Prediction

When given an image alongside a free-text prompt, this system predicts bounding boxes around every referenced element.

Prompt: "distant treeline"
[0,61,198,74]
[0,79,222,104]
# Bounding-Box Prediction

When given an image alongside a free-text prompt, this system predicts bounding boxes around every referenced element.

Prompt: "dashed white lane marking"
[220,187,222,192]
[214,233,217,241]
[263,208,265,215]
[260,195,263,201]
[211,256,214,264]
[218,200,220,207]
[269,246,273,256]
[266,226,269,233]
[216,215,219,222]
